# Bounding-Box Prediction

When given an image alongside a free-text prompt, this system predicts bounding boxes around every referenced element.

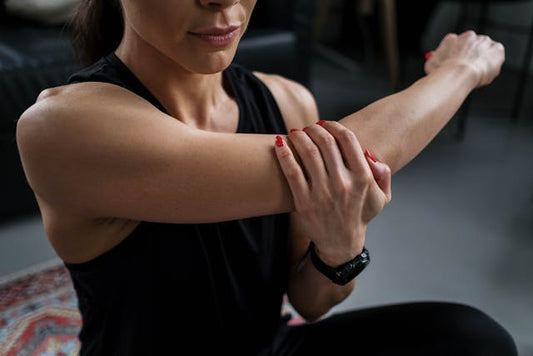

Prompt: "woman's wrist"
[433,61,481,91]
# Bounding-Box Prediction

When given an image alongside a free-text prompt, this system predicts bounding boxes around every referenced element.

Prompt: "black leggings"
[267,302,518,356]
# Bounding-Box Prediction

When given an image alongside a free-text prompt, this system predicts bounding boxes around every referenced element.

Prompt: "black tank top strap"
[69,53,166,114]
[224,63,287,135]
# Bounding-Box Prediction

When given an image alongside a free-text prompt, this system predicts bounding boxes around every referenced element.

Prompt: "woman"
[16,0,515,355]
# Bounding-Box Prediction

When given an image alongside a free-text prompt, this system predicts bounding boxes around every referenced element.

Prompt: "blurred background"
[1,0,532,354]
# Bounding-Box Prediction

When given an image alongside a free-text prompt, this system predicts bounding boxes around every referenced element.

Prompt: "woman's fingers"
[286,121,390,198]
[274,135,309,205]
[295,124,345,178]
[319,121,371,177]
[287,129,328,184]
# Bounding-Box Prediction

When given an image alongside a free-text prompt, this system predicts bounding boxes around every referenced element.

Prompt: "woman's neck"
[115,32,235,130]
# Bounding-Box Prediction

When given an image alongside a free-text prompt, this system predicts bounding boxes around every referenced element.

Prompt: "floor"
[1,52,532,354]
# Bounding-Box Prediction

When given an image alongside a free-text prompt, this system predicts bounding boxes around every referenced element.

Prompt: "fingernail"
[364,149,377,163]
[275,135,284,147]
[290,128,299,133]
[316,120,327,126]
[425,51,433,60]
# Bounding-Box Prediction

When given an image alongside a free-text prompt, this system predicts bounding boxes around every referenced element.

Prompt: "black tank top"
[65,53,290,355]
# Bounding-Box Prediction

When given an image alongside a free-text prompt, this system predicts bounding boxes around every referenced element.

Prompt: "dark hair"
[68,0,124,66]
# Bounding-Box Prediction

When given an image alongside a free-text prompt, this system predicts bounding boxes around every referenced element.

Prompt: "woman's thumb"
[364,149,392,202]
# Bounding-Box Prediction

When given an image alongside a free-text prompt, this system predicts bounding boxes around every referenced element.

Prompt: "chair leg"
[455,96,472,141]
[453,3,472,140]
[478,0,489,32]
[510,12,533,122]
[453,1,490,140]
[378,0,400,91]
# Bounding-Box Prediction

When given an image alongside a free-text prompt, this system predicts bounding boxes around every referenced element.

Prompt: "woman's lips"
[189,26,240,48]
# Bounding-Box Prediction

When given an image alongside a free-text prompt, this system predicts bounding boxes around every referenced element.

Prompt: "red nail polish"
[275,135,284,147]
[364,149,377,163]
[316,120,327,126]
[425,51,433,60]
[290,129,299,133]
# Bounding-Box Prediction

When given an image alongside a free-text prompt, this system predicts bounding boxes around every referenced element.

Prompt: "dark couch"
[0,0,317,223]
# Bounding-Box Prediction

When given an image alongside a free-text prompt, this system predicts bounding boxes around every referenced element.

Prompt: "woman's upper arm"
[16,82,294,223]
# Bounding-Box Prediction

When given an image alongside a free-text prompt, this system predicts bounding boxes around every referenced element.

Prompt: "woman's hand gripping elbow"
[274,120,391,320]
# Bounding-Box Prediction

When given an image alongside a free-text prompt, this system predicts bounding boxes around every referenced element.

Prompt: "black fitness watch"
[309,242,370,285]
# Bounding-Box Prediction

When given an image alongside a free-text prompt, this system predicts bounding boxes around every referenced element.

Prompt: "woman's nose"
[199,0,240,10]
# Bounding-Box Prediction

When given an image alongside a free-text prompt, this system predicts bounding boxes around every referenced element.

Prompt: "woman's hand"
[274,121,391,266]
[425,30,505,88]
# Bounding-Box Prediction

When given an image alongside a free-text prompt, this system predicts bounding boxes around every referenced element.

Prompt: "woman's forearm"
[339,63,478,174]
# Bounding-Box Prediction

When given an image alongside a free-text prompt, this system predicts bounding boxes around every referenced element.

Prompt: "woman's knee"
[426,302,518,356]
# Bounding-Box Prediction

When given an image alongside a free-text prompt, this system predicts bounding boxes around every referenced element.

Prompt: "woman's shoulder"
[16,82,140,153]
[15,80,169,203]
[19,81,154,127]
[253,71,320,129]
[30,81,121,104]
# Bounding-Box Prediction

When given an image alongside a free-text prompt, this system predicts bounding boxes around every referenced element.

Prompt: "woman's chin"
[188,51,237,74]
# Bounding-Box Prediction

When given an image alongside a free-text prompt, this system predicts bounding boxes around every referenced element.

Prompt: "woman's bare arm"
[16,31,504,224]
[16,82,295,224]
[339,63,474,173]
[340,31,505,173]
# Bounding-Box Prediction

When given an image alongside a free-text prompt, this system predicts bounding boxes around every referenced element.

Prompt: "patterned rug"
[0,260,305,355]
[0,261,81,356]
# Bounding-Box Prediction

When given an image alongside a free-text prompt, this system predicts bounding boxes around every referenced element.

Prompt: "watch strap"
[308,242,370,285]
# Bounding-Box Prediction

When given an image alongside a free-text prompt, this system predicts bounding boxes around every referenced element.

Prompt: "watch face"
[336,261,356,278]
[335,259,364,284]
